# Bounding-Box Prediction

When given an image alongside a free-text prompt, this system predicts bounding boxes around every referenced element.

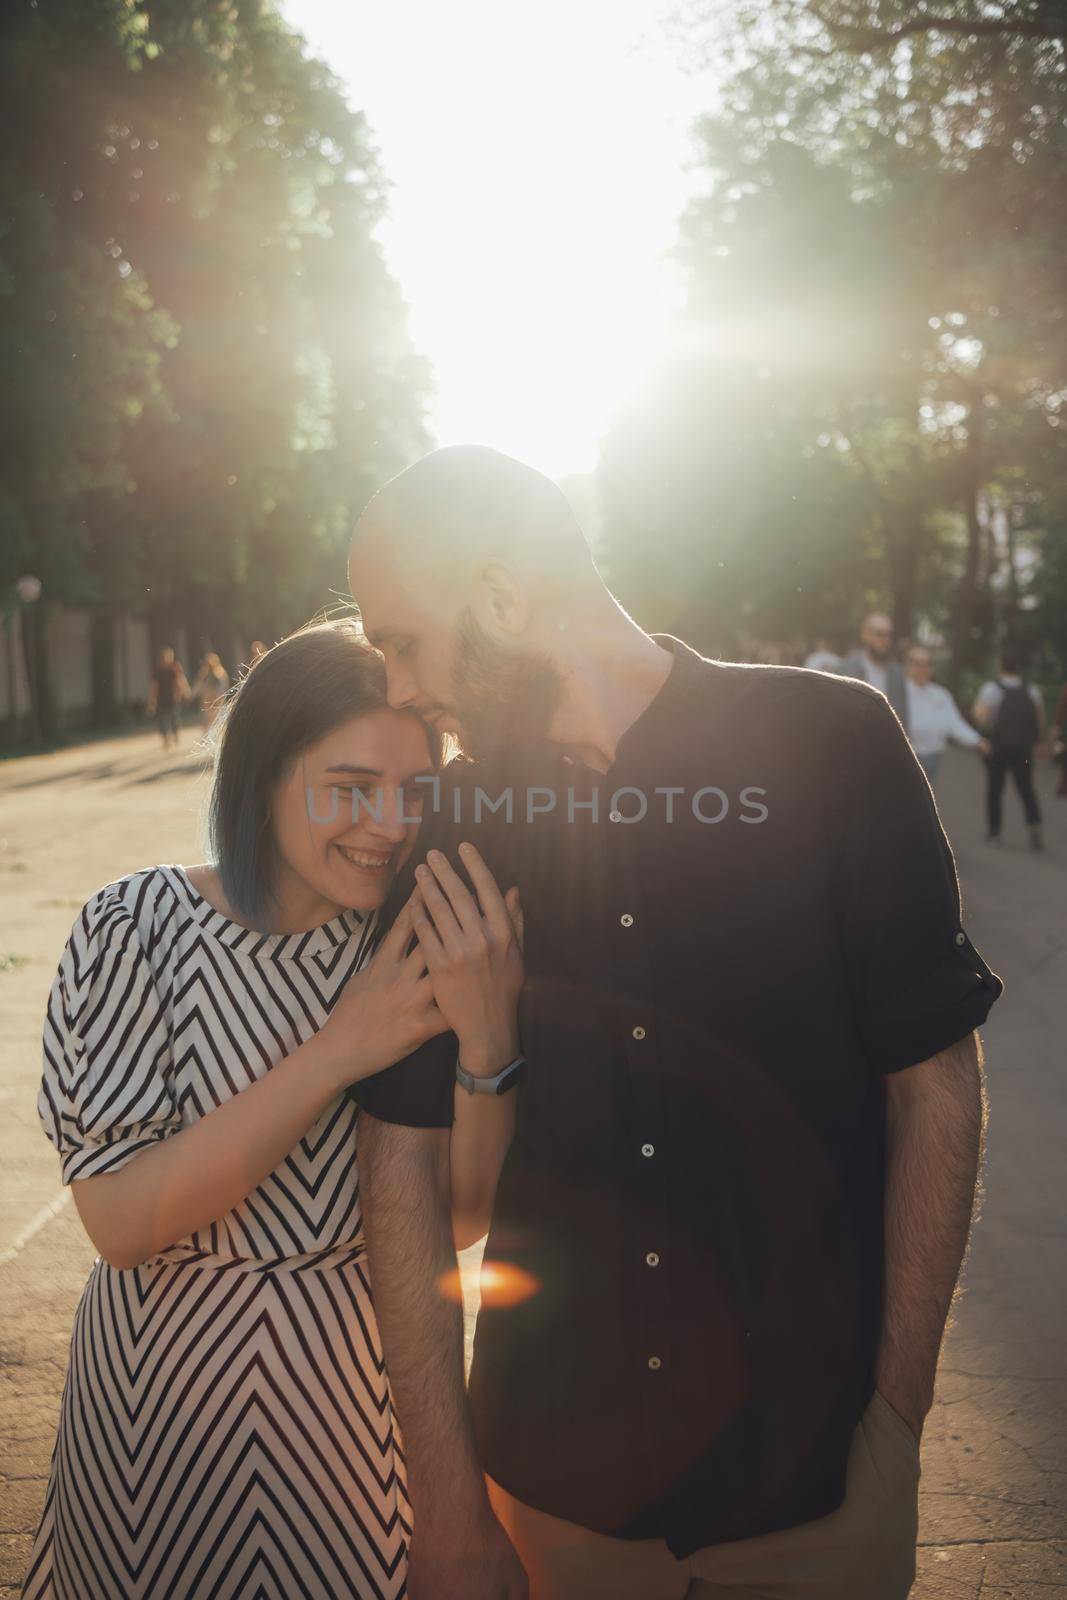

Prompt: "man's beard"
[451,608,563,760]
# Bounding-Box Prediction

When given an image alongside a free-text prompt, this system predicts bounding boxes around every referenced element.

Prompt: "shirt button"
[645,1251,660,1267]
[641,1143,655,1158]
[620,913,634,927]
[632,1025,646,1040]
[609,810,623,823]
[955,930,966,946]
[647,1356,662,1371]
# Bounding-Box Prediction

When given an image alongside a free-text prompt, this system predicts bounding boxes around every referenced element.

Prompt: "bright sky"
[282,0,717,479]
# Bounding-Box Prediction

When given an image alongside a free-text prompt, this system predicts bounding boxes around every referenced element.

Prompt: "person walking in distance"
[803,637,842,674]
[838,613,909,731]
[146,645,190,750]
[973,648,1045,850]
[191,649,231,731]
[903,645,989,784]
[1049,680,1067,800]
[347,446,1002,1600]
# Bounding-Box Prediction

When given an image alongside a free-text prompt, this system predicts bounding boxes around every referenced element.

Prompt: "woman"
[23,620,522,1600]
[191,649,231,731]
[903,642,989,782]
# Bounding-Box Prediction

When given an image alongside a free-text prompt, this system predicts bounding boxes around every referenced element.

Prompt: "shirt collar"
[612,634,709,770]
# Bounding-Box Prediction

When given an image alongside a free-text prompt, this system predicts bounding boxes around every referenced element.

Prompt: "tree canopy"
[0,0,429,729]
[601,0,1067,682]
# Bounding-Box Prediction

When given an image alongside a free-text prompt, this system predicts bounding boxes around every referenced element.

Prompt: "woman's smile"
[333,841,397,875]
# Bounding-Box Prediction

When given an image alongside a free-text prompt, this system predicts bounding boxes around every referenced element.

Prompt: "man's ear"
[472,559,529,638]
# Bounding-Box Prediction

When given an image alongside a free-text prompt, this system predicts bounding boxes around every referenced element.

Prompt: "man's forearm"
[357,1115,488,1519]
[877,1031,986,1434]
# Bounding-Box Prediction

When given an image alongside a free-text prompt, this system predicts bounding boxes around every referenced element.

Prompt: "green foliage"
[0,0,429,688]
[603,0,1067,678]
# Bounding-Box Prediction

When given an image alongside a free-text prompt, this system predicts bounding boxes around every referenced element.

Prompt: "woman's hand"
[318,900,450,1088]
[411,844,524,1078]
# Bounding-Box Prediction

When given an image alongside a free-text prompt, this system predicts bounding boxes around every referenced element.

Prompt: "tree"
[603,0,1067,679]
[0,0,430,738]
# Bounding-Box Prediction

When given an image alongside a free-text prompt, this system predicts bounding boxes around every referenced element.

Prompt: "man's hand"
[411,843,524,1076]
[407,1508,528,1599]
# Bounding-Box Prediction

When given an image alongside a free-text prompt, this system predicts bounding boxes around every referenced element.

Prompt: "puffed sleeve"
[38,889,180,1183]
[824,684,1003,1074]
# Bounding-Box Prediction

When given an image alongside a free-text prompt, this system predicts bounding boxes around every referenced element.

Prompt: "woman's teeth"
[336,846,392,871]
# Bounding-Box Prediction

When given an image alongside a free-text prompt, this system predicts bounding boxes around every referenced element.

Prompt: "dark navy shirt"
[355,637,1001,1556]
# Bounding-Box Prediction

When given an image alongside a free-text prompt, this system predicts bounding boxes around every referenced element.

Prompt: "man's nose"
[386,662,417,710]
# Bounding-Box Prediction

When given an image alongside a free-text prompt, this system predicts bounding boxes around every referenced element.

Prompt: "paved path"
[0,730,1064,1597]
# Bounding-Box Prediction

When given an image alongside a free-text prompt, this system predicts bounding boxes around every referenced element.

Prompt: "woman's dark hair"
[208,618,439,924]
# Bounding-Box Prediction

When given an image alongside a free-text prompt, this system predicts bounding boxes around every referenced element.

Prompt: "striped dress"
[24,866,411,1600]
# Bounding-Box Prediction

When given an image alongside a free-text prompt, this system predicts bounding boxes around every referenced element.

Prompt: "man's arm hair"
[357,1115,490,1526]
[877,1030,986,1433]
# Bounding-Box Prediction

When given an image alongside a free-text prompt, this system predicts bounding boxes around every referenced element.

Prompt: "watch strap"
[455,1054,527,1096]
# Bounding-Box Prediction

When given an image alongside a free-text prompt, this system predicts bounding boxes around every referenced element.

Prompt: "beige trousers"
[488,1392,921,1600]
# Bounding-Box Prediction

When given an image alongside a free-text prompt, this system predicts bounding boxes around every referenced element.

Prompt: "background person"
[23,620,523,1600]
[191,649,231,730]
[803,637,842,673]
[903,644,989,783]
[145,645,190,749]
[838,612,909,730]
[1049,680,1067,799]
[973,649,1045,850]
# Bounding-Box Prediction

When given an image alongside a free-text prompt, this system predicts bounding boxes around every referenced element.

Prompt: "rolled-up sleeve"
[352,1030,457,1128]
[825,684,1002,1074]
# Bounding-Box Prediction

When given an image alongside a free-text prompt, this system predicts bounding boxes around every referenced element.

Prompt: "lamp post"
[15,575,43,745]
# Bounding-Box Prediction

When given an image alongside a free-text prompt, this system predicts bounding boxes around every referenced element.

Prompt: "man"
[838,613,909,730]
[348,447,1001,1600]
[972,648,1045,851]
[145,645,190,750]
[903,644,989,785]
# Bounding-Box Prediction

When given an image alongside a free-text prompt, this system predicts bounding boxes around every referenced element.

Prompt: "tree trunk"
[948,401,985,696]
[886,507,922,643]
[20,601,55,744]
[90,611,117,728]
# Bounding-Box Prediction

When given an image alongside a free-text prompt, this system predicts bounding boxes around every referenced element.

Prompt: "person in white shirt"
[804,638,843,673]
[972,649,1045,849]
[903,645,989,782]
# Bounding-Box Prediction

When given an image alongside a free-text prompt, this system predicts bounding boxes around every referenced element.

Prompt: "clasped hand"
[319,844,523,1087]
[411,844,524,1074]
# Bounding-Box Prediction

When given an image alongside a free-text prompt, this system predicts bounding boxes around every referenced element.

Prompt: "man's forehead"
[349,553,434,642]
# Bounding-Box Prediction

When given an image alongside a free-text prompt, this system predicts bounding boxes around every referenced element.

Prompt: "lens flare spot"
[437,1260,541,1309]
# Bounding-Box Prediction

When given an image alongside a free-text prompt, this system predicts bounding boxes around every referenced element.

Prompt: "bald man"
[838,614,910,730]
[347,447,1000,1600]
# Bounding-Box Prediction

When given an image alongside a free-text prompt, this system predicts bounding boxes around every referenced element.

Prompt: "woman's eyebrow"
[325,764,383,777]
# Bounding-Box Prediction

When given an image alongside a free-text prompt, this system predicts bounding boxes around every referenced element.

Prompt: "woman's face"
[270,708,433,915]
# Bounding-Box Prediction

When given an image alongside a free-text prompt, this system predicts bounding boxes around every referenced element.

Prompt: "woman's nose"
[366,789,411,844]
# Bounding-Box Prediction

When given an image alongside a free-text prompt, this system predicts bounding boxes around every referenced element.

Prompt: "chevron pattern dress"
[24,866,411,1600]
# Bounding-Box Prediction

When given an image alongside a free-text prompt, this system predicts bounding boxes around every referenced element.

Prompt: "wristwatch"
[455,1053,527,1096]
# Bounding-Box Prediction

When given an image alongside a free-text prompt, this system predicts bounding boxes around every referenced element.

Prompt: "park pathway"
[0,728,1064,1598]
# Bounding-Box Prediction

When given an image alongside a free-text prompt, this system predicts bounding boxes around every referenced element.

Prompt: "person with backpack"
[973,649,1046,850]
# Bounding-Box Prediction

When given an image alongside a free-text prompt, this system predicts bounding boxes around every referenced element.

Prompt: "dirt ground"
[1,725,1064,1598]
